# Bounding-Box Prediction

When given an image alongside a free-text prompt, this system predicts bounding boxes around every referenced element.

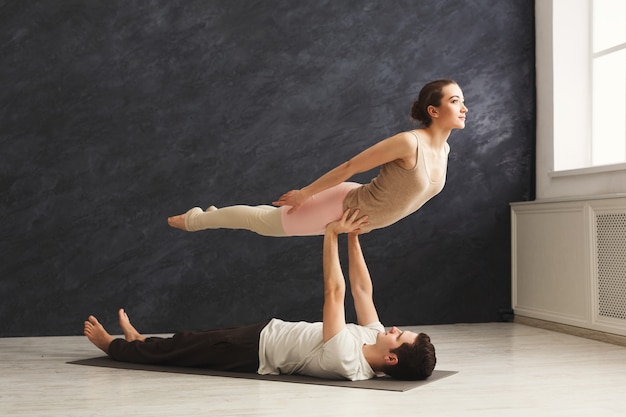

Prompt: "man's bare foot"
[84,316,114,355]
[118,308,145,342]
[167,214,187,230]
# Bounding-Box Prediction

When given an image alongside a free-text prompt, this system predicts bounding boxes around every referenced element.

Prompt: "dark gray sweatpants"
[108,321,270,373]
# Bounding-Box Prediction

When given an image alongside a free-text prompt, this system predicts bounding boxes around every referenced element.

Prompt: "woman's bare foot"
[84,316,114,354]
[167,214,187,230]
[118,308,145,342]
[167,206,216,231]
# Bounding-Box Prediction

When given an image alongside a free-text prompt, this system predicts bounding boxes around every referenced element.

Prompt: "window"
[591,0,626,166]
[535,0,626,200]
[551,0,626,172]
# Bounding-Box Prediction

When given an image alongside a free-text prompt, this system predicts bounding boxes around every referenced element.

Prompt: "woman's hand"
[272,189,310,214]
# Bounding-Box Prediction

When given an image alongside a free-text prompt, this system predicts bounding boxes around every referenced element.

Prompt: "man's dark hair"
[382,332,436,380]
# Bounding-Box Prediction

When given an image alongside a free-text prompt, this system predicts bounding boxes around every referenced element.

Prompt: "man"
[84,209,436,381]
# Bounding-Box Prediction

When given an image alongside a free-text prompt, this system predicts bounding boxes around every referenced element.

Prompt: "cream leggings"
[184,205,286,237]
[182,182,361,237]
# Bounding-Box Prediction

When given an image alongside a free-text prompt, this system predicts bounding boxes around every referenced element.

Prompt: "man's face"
[377,326,418,352]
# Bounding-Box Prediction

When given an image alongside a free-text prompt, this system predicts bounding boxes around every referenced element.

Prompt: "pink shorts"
[280,182,362,236]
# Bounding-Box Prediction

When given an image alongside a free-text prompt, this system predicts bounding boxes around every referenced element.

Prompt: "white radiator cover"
[512,196,626,337]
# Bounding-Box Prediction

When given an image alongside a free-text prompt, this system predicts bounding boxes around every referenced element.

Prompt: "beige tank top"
[342,131,449,233]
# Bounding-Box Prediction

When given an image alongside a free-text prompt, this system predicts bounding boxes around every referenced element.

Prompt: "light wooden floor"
[2,322,626,417]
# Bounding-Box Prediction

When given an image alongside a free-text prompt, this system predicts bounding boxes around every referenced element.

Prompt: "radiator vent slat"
[596,213,626,320]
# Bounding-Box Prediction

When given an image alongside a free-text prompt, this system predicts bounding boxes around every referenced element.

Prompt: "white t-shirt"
[257,318,384,381]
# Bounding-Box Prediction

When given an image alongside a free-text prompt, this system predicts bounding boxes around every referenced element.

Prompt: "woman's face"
[431,83,468,130]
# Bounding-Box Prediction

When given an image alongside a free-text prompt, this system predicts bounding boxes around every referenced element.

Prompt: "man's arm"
[347,233,380,326]
[322,209,369,343]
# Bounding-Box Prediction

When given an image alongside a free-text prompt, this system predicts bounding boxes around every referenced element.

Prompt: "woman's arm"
[273,132,416,213]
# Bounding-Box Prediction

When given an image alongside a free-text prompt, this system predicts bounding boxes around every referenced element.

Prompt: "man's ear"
[384,354,398,366]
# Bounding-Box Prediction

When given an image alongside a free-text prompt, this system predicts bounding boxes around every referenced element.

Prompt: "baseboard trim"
[514,315,626,347]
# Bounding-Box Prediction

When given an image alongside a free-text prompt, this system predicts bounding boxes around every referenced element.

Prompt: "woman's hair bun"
[411,100,427,123]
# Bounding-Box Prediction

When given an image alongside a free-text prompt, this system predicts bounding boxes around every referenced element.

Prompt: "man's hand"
[326,208,369,235]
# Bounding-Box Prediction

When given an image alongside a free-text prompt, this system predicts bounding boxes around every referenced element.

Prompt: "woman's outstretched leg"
[168,205,287,237]
[167,183,362,238]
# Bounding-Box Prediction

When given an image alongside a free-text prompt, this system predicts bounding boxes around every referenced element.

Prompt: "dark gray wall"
[0,0,535,337]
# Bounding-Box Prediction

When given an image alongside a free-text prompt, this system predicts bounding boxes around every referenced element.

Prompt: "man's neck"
[362,344,384,372]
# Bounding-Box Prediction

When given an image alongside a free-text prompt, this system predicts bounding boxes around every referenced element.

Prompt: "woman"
[168,79,467,236]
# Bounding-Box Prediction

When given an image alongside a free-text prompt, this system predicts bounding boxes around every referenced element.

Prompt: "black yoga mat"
[68,356,457,392]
